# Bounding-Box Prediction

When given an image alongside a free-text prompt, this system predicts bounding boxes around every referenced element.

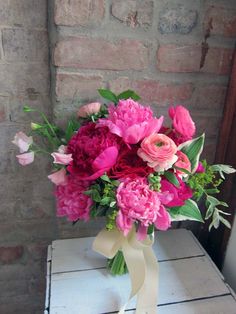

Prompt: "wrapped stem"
[107,250,128,275]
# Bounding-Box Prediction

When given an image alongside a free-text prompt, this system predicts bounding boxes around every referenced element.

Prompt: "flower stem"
[107,250,128,276]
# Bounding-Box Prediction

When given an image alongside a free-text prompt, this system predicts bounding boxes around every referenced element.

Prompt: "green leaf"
[170,199,204,222]
[100,174,111,183]
[173,165,191,175]
[65,120,80,142]
[209,210,220,231]
[23,105,36,112]
[211,164,236,179]
[178,134,205,173]
[117,90,141,101]
[219,216,231,229]
[98,89,118,103]
[100,196,112,205]
[147,224,154,235]
[91,190,101,202]
[164,171,180,187]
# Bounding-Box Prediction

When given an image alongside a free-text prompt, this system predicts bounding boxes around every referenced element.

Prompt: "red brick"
[0,246,24,264]
[157,44,233,75]
[204,6,236,37]
[56,72,104,100]
[109,77,193,104]
[194,115,221,138]
[111,0,153,27]
[54,0,105,26]
[54,37,149,70]
[192,85,227,111]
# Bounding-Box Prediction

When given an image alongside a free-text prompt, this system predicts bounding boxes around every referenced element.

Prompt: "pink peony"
[138,133,178,172]
[161,178,193,207]
[51,152,73,165]
[98,98,163,144]
[174,151,191,176]
[77,102,101,118]
[155,205,171,231]
[12,131,33,153]
[55,175,92,221]
[67,122,121,180]
[16,152,34,165]
[169,105,196,140]
[48,168,67,186]
[116,177,171,237]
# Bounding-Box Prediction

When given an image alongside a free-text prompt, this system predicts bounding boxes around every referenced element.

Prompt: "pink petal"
[123,124,147,144]
[137,225,148,241]
[16,152,34,166]
[92,146,119,171]
[145,116,164,137]
[97,119,122,137]
[154,205,171,231]
[48,168,67,185]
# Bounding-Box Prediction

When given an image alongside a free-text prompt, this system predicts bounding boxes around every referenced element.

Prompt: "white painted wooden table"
[45,229,236,314]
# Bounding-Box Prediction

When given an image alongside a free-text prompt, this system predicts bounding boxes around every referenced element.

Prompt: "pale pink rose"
[138,133,178,172]
[12,131,33,153]
[51,152,73,165]
[98,99,163,144]
[16,152,34,166]
[48,168,67,186]
[169,105,196,140]
[58,145,67,154]
[77,102,101,118]
[174,151,191,176]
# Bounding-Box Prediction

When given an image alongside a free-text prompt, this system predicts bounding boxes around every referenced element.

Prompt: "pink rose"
[77,102,101,118]
[16,152,34,166]
[56,175,92,222]
[174,151,191,176]
[138,133,178,172]
[12,131,33,153]
[98,98,163,144]
[51,152,73,165]
[48,168,67,185]
[161,178,193,207]
[169,105,196,140]
[116,177,171,237]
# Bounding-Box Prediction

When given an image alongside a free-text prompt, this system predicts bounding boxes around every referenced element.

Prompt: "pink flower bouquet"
[13,89,235,311]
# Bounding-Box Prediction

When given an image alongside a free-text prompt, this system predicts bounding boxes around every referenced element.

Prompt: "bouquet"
[12,89,235,312]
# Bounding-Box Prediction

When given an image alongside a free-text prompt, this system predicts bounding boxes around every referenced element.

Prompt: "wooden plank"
[51,229,204,274]
[49,256,231,314]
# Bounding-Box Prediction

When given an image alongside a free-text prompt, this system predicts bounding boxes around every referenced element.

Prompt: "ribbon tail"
[136,247,159,314]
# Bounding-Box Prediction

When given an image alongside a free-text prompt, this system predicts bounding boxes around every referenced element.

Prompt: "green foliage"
[84,175,120,230]
[179,134,205,173]
[98,88,141,105]
[163,171,179,187]
[169,199,204,222]
[211,164,236,179]
[148,173,162,191]
[65,119,80,142]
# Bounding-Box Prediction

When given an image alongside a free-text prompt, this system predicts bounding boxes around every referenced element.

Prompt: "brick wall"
[0,0,236,313]
[0,1,56,313]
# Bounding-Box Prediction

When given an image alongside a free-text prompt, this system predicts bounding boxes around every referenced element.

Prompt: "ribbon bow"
[93,227,159,314]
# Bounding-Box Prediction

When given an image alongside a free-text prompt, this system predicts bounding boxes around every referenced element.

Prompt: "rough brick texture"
[111,0,153,28]
[204,6,236,37]
[54,0,105,26]
[54,37,149,70]
[157,45,233,75]
[159,5,198,34]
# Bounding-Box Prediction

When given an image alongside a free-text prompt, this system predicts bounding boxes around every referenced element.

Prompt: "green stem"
[107,250,128,276]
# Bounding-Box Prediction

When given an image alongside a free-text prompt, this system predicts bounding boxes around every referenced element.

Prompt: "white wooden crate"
[45,229,236,314]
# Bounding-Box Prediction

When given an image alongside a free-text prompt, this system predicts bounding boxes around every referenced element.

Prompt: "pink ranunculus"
[161,178,193,208]
[51,152,73,165]
[12,131,33,153]
[48,168,67,186]
[116,177,164,236]
[77,102,101,118]
[67,122,121,180]
[55,175,92,222]
[154,205,171,231]
[98,98,163,144]
[137,133,178,172]
[175,151,191,176]
[16,152,34,166]
[169,105,196,140]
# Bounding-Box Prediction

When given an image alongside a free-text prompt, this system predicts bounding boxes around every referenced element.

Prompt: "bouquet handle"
[93,228,159,313]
